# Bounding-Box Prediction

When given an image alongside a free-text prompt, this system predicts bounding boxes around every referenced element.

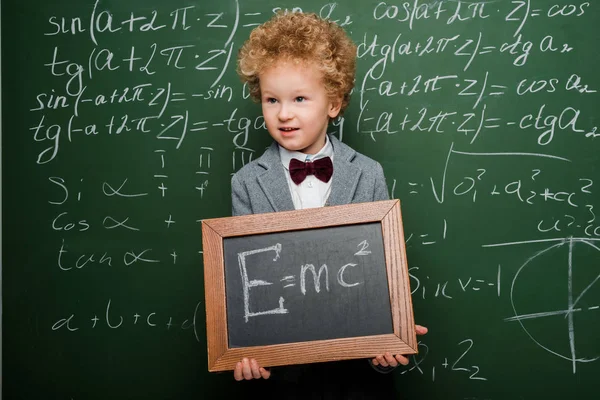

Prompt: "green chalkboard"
[2,0,599,399]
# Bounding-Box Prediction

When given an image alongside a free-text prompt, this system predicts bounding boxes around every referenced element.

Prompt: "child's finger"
[415,325,428,335]
[259,367,271,379]
[384,352,398,367]
[242,358,253,380]
[375,355,388,367]
[250,359,262,379]
[371,357,380,366]
[395,354,410,366]
[233,362,244,381]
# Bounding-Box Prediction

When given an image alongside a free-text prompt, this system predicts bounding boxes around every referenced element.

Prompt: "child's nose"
[277,103,293,120]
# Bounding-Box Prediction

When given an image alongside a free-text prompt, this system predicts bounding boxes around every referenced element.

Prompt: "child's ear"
[328,98,342,119]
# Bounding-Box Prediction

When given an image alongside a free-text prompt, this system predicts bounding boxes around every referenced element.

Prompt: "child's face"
[259,60,341,154]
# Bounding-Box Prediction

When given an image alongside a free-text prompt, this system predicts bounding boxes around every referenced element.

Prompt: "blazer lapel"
[326,135,361,206]
[256,143,295,212]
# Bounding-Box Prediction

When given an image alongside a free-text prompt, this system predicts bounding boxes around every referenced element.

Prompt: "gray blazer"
[230,134,397,375]
[231,135,389,216]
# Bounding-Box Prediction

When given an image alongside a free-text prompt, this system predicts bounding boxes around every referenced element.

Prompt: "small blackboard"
[201,200,417,371]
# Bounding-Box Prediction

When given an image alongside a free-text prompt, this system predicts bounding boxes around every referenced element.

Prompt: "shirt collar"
[279,135,334,170]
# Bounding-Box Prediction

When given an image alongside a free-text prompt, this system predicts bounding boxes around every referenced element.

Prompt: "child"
[230,10,427,396]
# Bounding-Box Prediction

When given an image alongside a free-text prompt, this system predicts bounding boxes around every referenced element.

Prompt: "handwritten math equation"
[51,298,202,340]
[235,241,372,322]
[399,338,488,383]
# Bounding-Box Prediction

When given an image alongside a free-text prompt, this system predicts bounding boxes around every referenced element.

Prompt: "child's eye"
[266,97,277,104]
[295,96,305,102]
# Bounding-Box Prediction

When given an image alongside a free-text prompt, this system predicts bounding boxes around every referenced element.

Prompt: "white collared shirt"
[279,136,334,210]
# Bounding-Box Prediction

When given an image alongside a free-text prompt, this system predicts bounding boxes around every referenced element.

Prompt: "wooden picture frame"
[201,199,417,372]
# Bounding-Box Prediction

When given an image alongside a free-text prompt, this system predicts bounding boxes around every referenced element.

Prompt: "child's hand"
[371,324,429,367]
[233,358,271,381]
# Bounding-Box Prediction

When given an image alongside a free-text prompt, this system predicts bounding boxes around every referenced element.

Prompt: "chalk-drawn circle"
[510,239,599,367]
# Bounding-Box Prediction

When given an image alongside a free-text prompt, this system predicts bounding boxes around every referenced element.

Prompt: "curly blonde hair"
[237,11,357,114]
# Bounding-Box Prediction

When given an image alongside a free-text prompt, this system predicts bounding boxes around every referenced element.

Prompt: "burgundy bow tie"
[289,157,333,185]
